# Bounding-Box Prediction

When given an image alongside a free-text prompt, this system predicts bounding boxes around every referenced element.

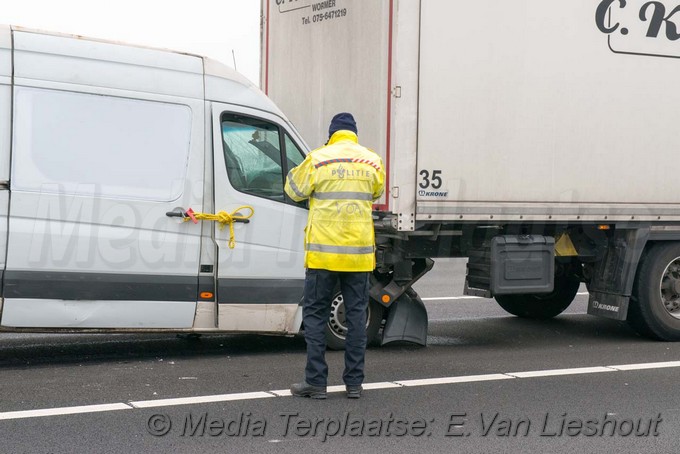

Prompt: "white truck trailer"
[262,0,680,342]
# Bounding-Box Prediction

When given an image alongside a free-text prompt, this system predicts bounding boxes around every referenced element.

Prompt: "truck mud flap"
[381,291,428,347]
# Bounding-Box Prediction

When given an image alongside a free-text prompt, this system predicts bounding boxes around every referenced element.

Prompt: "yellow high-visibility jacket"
[285,130,386,272]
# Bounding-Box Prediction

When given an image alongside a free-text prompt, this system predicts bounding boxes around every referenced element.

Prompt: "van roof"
[4,24,203,59]
[0,24,283,116]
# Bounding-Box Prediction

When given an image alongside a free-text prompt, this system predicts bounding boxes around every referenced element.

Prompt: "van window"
[221,113,307,203]
[12,87,192,201]
[284,134,305,170]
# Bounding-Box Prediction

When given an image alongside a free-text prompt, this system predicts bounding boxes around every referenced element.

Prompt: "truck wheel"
[325,292,384,351]
[628,242,680,341]
[494,272,580,319]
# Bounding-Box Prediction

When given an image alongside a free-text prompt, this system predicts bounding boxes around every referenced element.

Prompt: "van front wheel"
[325,292,384,351]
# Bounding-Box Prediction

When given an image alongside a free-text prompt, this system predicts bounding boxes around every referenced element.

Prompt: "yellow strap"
[183,206,254,249]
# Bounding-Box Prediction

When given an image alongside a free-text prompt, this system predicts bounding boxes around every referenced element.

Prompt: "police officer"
[285,113,385,399]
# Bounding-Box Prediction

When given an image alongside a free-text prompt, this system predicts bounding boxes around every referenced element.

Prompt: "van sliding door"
[0,27,11,317]
[1,30,204,330]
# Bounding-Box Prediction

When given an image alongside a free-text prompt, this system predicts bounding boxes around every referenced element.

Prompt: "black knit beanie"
[328,112,357,138]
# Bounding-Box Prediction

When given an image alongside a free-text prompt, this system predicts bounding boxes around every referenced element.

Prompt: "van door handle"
[165,209,187,218]
[166,208,190,219]
[166,207,199,223]
[165,208,251,224]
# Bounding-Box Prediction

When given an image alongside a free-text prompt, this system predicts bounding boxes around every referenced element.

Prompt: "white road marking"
[394,373,512,386]
[422,292,589,302]
[609,361,680,371]
[422,296,485,301]
[506,366,614,378]
[269,389,293,397]
[0,403,131,421]
[2,359,678,421]
[130,391,274,409]
[362,381,402,390]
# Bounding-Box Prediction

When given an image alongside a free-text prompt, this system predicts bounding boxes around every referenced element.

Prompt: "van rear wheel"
[494,271,580,319]
[325,292,384,351]
[628,242,680,341]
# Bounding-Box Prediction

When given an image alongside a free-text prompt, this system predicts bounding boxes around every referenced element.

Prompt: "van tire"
[627,242,680,341]
[494,272,580,319]
[325,294,384,351]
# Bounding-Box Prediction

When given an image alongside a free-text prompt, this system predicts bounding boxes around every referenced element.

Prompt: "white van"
[0,25,318,338]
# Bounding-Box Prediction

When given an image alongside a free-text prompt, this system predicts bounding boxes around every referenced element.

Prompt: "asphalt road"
[1,259,680,453]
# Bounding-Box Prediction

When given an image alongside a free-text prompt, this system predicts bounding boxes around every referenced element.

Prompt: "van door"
[0,26,11,315]
[211,104,308,332]
[1,30,205,329]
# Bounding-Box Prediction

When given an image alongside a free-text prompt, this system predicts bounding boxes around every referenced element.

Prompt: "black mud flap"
[381,291,428,346]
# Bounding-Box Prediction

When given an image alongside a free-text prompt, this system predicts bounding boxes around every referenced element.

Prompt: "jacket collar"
[328,130,358,145]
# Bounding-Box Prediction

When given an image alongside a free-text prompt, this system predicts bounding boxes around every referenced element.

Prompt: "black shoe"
[290,382,327,399]
[346,385,363,399]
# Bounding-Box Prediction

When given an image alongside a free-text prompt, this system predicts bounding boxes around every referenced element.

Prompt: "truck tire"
[494,272,580,319]
[628,242,680,341]
[325,292,384,351]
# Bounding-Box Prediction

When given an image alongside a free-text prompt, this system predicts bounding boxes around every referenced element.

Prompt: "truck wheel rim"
[328,293,370,339]
[660,256,680,319]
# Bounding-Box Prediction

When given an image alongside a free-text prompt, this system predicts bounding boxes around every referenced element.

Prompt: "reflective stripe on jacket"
[284,130,386,272]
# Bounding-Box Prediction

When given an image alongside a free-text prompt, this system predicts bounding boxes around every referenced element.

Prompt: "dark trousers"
[303,268,370,387]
